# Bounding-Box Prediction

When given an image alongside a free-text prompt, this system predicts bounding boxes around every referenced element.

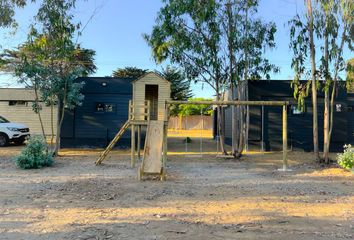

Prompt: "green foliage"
[289,0,353,109]
[15,136,53,169]
[112,66,193,115]
[112,67,148,78]
[160,66,193,116]
[144,0,278,97]
[0,0,28,28]
[184,137,192,143]
[0,0,97,154]
[161,66,193,101]
[177,98,213,116]
[337,144,354,171]
[347,58,354,92]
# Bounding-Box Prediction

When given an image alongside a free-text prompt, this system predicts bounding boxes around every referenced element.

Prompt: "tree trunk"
[323,91,330,163]
[235,81,245,158]
[323,13,330,164]
[53,79,68,156]
[217,104,227,155]
[226,1,237,157]
[53,99,63,156]
[329,26,347,155]
[50,99,55,147]
[307,0,320,161]
[34,86,47,141]
[245,83,249,152]
[244,5,249,152]
[216,83,227,155]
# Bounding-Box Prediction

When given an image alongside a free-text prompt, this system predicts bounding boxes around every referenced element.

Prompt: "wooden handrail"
[165,100,289,106]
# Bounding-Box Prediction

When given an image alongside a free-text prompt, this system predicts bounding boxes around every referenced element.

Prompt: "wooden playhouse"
[96,72,171,181]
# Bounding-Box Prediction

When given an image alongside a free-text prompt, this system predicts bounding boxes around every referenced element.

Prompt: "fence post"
[282,104,288,170]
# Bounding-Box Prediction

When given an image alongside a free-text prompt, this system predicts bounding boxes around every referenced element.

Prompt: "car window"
[0,116,9,123]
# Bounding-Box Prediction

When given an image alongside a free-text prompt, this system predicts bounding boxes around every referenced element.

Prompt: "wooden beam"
[261,105,265,151]
[166,100,289,106]
[131,124,135,168]
[137,125,141,159]
[163,121,168,166]
[282,105,288,170]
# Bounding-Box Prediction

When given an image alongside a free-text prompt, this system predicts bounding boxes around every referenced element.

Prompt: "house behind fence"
[168,116,213,130]
[0,88,57,137]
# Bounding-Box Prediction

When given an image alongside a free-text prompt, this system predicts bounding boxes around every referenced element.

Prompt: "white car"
[0,116,30,147]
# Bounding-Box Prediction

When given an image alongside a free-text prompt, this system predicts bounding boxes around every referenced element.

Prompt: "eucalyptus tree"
[1,0,96,155]
[289,0,320,161]
[289,0,353,162]
[145,0,278,157]
[144,0,229,154]
[326,0,353,163]
[33,0,96,155]
[221,0,278,157]
[0,38,51,140]
[318,0,353,163]
[0,0,28,28]
[347,58,354,91]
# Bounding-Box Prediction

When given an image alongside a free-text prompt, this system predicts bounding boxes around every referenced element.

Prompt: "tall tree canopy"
[160,66,193,101]
[0,0,96,155]
[347,58,354,92]
[289,0,353,162]
[0,0,28,27]
[112,67,148,78]
[112,66,193,102]
[144,0,278,156]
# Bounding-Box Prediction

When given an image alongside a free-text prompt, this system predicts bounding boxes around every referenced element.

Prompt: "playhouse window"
[95,103,116,113]
[336,104,342,112]
[9,101,27,106]
[291,105,305,114]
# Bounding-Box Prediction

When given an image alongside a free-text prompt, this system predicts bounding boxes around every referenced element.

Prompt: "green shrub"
[184,137,192,143]
[15,136,53,169]
[337,144,354,171]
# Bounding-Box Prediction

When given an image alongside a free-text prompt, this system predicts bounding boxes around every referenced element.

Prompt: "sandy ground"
[0,138,353,240]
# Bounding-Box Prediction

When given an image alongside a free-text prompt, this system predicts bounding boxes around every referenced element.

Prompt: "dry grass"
[0,144,353,240]
[167,129,213,138]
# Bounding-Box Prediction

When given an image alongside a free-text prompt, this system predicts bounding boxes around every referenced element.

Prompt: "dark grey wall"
[347,93,354,144]
[61,77,136,148]
[224,80,350,152]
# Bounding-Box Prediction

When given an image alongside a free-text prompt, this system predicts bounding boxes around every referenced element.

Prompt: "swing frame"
[165,100,290,171]
[183,108,205,158]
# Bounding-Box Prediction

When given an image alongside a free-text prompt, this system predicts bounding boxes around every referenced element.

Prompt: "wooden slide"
[138,120,166,181]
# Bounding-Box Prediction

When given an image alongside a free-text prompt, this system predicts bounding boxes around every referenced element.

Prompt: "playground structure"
[95,73,291,180]
[95,72,170,180]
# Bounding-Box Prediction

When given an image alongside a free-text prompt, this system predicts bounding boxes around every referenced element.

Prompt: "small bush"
[184,137,192,143]
[337,144,354,171]
[15,136,53,169]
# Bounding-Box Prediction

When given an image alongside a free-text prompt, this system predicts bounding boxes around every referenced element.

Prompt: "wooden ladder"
[95,120,130,165]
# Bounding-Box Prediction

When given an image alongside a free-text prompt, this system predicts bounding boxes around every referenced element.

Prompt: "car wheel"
[0,133,9,147]
[14,139,25,145]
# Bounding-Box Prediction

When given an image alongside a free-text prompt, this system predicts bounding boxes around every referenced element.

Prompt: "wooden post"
[282,105,288,170]
[131,124,135,168]
[163,122,168,166]
[261,105,264,151]
[146,100,151,121]
[137,125,141,159]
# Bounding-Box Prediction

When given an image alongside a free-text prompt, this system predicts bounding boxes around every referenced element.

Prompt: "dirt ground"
[0,138,353,240]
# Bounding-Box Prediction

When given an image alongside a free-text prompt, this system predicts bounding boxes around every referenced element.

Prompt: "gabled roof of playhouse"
[131,72,171,85]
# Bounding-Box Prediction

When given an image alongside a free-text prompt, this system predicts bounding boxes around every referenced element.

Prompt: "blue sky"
[0,0,352,97]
